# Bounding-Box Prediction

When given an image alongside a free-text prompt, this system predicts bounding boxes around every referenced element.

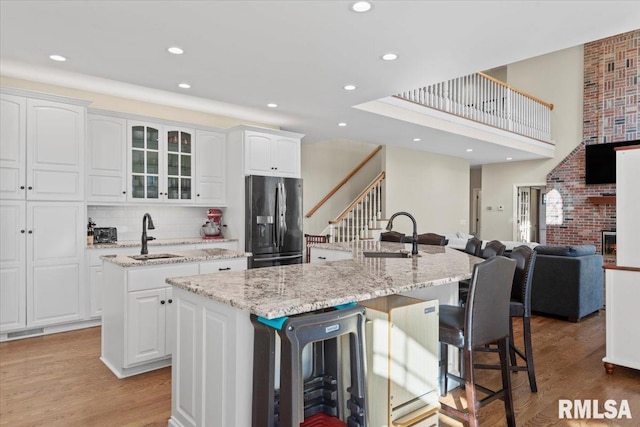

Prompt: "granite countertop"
[101,248,249,267]
[167,241,482,319]
[88,237,238,250]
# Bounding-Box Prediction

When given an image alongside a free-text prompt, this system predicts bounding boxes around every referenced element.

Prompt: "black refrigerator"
[245,175,303,269]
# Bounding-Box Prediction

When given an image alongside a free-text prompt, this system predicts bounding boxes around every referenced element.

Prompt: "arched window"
[545,189,563,225]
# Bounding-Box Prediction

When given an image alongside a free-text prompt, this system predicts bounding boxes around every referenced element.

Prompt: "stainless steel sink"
[129,253,183,261]
[363,251,411,258]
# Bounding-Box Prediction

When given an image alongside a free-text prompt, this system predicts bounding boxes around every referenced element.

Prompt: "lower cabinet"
[309,247,353,263]
[126,287,173,366]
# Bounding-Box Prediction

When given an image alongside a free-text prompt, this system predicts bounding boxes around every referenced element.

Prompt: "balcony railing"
[396,72,554,143]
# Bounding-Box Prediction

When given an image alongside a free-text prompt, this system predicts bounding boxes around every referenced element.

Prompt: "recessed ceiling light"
[413,138,421,142]
[381,53,398,61]
[267,103,278,108]
[168,47,184,55]
[49,55,67,62]
[351,1,373,13]
[338,122,347,127]
[178,83,191,89]
[466,148,473,152]
[506,157,513,160]
[343,84,357,91]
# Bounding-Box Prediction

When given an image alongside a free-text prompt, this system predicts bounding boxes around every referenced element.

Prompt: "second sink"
[129,253,183,261]
[363,251,411,258]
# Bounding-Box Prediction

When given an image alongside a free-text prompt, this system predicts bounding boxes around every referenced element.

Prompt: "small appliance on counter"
[94,227,118,244]
[200,208,224,240]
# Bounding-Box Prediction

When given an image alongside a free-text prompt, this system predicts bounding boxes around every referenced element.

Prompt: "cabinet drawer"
[127,264,199,292]
[199,258,247,274]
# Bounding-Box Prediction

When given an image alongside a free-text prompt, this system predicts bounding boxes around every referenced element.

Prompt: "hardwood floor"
[0,312,638,426]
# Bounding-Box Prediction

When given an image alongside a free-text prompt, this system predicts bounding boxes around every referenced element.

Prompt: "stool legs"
[498,338,516,427]
[522,317,537,392]
[463,348,479,427]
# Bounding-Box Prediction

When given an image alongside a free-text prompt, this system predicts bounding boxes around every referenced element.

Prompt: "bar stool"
[251,304,368,427]
[439,256,517,427]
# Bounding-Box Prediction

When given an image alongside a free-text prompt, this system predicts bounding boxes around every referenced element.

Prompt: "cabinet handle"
[218,267,231,271]
[197,194,200,197]
[318,256,326,260]
[168,299,173,304]
[28,230,33,234]
[20,186,25,190]
[160,300,165,305]
[28,186,33,190]
[21,230,25,234]
[122,191,126,194]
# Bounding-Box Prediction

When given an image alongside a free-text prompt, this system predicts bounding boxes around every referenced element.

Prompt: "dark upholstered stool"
[458,237,483,304]
[482,240,507,258]
[380,230,405,242]
[439,256,517,427]
[251,305,367,427]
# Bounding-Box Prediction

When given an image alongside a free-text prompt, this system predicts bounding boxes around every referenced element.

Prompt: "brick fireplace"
[545,29,639,255]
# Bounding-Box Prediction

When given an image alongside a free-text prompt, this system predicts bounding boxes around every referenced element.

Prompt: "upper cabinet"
[127,121,195,203]
[87,114,127,202]
[195,130,226,205]
[1,92,86,201]
[228,127,302,178]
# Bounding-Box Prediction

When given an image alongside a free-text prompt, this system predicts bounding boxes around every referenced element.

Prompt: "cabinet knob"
[318,256,326,260]
[28,186,33,190]
[168,299,173,304]
[20,186,25,190]
[218,267,231,271]
[160,300,165,305]
[28,230,33,234]
[20,230,25,234]
[197,194,200,197]
[122,191,126,194]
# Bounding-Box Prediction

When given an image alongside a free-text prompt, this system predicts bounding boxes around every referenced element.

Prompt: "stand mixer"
[200,208,224,240]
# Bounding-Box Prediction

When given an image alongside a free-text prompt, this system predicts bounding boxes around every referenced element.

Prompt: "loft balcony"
[355,72,555,164]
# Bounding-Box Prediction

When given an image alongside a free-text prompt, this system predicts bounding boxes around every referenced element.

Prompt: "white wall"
[302,139,382,235]
[480,45,584,240]
[383,145,470,235]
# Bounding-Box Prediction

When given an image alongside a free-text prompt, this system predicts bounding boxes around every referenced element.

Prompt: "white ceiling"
[1,1,639,165]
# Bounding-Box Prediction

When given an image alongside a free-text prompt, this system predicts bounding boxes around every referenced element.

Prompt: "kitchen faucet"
[141,213,155,255]
[386,211,419,256]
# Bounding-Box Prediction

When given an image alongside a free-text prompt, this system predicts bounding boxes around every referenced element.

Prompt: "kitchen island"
[165,241,481,427]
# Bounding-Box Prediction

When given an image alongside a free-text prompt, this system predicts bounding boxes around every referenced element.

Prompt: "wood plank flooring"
[1,312,638,426]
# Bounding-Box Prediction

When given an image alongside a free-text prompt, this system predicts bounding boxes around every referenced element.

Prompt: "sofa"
[530,245,603,322]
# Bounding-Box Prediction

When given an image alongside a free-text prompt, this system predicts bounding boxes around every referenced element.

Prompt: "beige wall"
[383,146,469,235]
[480,45,584,241]
[302,140,382,235]
[0,76,272,129]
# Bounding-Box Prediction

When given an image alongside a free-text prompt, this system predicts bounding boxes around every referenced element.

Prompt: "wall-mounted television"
[585,140,639,185]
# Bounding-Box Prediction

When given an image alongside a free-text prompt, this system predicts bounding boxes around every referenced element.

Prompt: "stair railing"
[396,72,554,143]
[327,172,385,243]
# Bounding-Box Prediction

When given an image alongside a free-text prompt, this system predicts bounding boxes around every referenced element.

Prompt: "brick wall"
[546,29,639,253]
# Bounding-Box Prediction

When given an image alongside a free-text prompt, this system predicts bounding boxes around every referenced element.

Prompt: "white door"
[517,187,532,242]
[87,115,127,202]
[244,132,273,176]
[126,288,167,366]
[0,94,26,200]
[195,130,226,205]
[26,99,85,201]
[272,137,300,178]
[27,202,83,326]
[0,200,26,332]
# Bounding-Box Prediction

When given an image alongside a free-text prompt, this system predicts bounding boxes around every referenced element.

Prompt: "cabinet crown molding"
[1,86,91,107]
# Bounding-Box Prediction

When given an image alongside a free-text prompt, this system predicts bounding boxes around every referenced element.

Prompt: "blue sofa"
[530,245,603,322]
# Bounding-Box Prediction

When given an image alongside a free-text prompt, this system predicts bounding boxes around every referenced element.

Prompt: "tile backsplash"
[88,206,224,242]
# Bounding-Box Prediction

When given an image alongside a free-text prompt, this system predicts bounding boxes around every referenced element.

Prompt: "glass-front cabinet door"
[128,121,162,202]
[165,127,193,202]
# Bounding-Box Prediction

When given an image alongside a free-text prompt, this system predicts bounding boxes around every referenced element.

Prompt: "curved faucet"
[386,211,419,256]
[141,213,156,255]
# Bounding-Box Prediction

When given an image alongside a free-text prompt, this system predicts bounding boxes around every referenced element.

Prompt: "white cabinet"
[127,121,195,203]
[195,130,226,206]
[87,114,127,202]
[309,247,353,263]
[0,94,26,200]
[244,130,300,177]
[0,201,84,334]
[127,287,173,365]
[1,93,86,201]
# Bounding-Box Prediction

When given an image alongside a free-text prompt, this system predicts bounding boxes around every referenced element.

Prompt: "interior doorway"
[513,184,546,243]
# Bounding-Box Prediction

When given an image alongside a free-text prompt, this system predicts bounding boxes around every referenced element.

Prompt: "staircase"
[323,172,387,243]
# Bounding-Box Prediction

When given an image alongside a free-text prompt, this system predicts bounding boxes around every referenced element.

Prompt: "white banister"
[396,72,553,143]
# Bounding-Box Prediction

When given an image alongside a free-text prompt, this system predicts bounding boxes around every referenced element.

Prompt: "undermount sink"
[129,253,183,261]
[363,251,412,258]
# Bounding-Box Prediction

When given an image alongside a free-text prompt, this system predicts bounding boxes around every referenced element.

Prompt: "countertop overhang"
[166,241,482,319]
[101,248,249,267]
[88,237,239,250]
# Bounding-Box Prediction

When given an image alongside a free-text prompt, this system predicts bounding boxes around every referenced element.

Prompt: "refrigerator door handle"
[280,181,287,246]
[274,182,280,247]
